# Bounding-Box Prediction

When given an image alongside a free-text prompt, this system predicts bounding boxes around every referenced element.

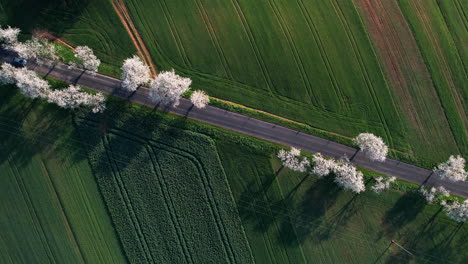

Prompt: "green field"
[79,97,468,264]
[1,0,465,167]
[123,0,406,152]
[74,106,254,263]
[0,84,127,263]
[0,0,136,77]
[117,0,466,166]
[397,0,467,158]
[1,78,467,263]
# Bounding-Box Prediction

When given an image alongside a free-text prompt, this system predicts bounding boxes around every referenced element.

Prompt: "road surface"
[1,52,467,197]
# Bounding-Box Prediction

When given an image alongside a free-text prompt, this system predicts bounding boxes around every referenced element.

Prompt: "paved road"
[1,52,467,197]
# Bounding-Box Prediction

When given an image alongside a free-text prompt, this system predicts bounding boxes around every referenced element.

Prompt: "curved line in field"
[103,135,156,263]
[158,0,192,68]
[296,0,347,110]
[267,0,315,105]
[193,0,233,79]
[146,145,196,264]
[329,0,394,146]
[103,127,239,263]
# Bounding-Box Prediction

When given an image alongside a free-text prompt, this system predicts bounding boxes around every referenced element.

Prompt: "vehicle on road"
[11,57,27,67]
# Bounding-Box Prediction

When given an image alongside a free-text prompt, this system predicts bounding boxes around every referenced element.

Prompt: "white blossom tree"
[69,46,100,75]
[150,70,191,107]
[47,85,106,113]
[13,67,50,99]
[0,63,17,85]
[419,185,449,204]
[371,176,396,193]
[311,153,337,177]
[0,25,20,46]
[434,155,467,182]
[332,162,366,193]
[353,133,388,162]
[277,147,310,173]
[120,55,150,91]
[11,37,59,65]
[441,200,468,223]
[190,90,209,109]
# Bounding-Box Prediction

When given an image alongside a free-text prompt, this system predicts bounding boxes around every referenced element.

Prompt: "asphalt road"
[1,52,467,198]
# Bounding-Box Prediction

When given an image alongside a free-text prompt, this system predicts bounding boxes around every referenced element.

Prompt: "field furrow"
[329,0,394,146]
[228,0,274,92]
[109,128,238,264]
[398,0,467,155]
[193,0,233,79]
[296,0,347,110]
[353,0,459,160]
[267,0,315,105]
[103,135,155,263]
[146,145,194,264]
[6,158,56,263]
[158,0,191,67]
[75,113,253,263]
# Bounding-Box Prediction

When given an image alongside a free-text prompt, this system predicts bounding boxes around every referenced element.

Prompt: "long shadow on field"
[383,191,425,235]
[236,167,287,234]
[387,207,467,264]
[0,84,87,168]
[278,176,343,247]
[3,0,90,36]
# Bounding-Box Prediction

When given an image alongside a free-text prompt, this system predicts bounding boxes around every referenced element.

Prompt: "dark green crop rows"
[75,106,253,263]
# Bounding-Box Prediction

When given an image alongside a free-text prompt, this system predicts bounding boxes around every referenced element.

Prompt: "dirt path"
[34,30,76,51]
[111,0,158,76]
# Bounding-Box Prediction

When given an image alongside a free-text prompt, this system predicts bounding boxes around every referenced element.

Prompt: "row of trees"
[278,133,468,222]
[119,56,209,108]
[0,25,105,113]
[2,25,210,112]
[0,63,105,113]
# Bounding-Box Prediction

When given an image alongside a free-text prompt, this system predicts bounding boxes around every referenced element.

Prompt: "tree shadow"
[3,0,90,36]
[383,191,426,235]
[236,166,287,235]
[0,84,88,169]
[279,176,342,246]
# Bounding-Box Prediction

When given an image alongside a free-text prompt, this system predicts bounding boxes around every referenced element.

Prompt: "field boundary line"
[329,0,394,146]
[248,163,295,263]
[436,0,468,81]
[267,0,316,105]
[105,127,238,263]
[111,0,157,76]
[297,0,347,110]
[407,0,467,150]
[103,135,156,263]
[5,156,57,264]
[38,159,87,264]
[229,0,274,94]
[193,0,233,79]
[158,0,192,67]
[146,145,195,264]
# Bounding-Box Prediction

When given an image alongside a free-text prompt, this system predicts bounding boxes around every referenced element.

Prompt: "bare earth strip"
[353,0,458,155]
[111,0,157,76]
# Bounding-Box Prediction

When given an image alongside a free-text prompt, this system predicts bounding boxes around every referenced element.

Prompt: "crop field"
[218,142,468,264]
[396,0,467,157]
[0,84,126,263]
[1,79,467,263]
[1,0,465,166]
[123,0,406,149]
[74,105,254,263]
[77,98,467,264]
[119,0,466,166]
[0,0,136,77]
[352,0,462,165]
